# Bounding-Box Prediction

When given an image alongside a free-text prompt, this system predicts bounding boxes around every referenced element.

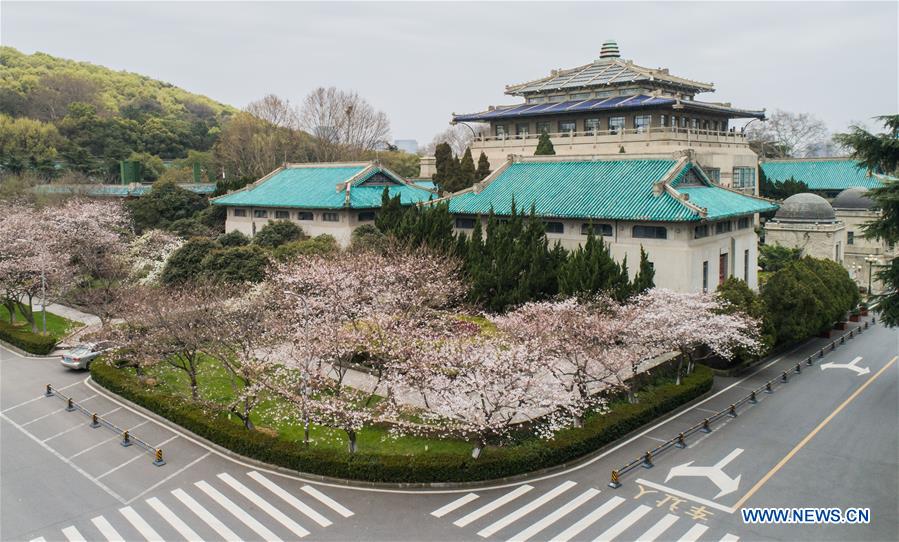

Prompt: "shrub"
[350,224,387,252]
[126,180,208,233]
[272,235,339,261]
[91,359,712,483]
[0,321,57,354]
[161,237,219,285]
[167,217,216,238]
[253,220,304,248]
[200,245,269,283]
[217,230,250,247]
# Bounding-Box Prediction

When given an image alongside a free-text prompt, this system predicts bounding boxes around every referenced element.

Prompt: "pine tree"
[631,246,656,295]
[433,142,453,188]
[534,131,555,156]
[374,188,404,234]
[442,155,463,193]
[459,148,476,189]
[475,151,491,181]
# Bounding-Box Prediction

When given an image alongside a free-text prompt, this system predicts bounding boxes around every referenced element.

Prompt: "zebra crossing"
[30,470,352,542]
[430,481,739,542]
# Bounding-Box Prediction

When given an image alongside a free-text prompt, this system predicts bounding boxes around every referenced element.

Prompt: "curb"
[84,373,714,491]
[0,339,59,360]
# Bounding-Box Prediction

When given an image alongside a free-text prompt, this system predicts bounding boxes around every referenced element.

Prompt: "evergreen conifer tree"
[374,188,404,234]
[475,151,491,181]
[631,246,656,295]
[459,148,476,189]
[432,142,453,188]
[534,131,556,155]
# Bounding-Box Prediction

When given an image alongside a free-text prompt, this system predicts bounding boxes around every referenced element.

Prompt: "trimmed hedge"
[0,321,57,355]
[91,360,712,483]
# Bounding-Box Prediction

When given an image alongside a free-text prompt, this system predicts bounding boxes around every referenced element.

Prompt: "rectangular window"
[633,225,667,239]
[544,221,564,234]
[495,124,507,138]
[738,216,751,229]
[275,210,290,219]
[233,208,246,217]
[705,168,721,183]
[585,118,600,134]
[694,224,709,239]
[609,116,625,134]
[357,211,376,222]
[836,242,841,262]
[671,116,678,129]
[455,217,476,229]
[719,253,728,284]
[691,118,699,129]
[744,249,750,281]
[715,221,733,235]
[660,114,668,127]
[681,117,688,128]
[546,95,564,103]
[634,114,652,133]
[253,210,268,218]
[581,223,613,236]
[570,92,591,101]
[516,123,530,137]
[721,119,728,131]
[297,211,313,221]
[702,261,709,292]
[733,167,757,189]
[536,121,551,134]
[702,120,709,130]
[847,231,855,245]
[322,212,339,222]
[559,120,576,136]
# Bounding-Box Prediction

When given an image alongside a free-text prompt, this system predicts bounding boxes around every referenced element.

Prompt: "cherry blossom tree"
[128,230,184,285]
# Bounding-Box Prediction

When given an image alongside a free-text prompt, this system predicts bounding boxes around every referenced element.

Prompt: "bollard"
[728,404,737,417]
[864,321,869,329]
[831,342,836,351]
[642,451,653,468]
[121,430,132,447]
[840,336,845,345]
[765,381,773,394]
[806,355,814,366]
[850,330,854,339]
[781,371,789,383]
[90,413,100,428]
[676,432,687,448]
[749,390,758,403]
[153,448,166,467]
[872,316,876,325]
[608,470,621,489]
[701,418,712,433]
[859,324,864,333]
[795,363,801,374]
[819,349,825,358]
[45,384,53,397]
[66,397,75,412]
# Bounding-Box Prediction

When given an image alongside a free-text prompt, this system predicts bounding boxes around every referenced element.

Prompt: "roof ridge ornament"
[599,40,620,59]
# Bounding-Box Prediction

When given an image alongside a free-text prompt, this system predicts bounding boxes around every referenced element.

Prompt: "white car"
[60,342,113,370]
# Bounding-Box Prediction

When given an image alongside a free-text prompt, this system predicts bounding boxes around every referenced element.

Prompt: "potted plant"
[860,303,869,317]
[849,307,861,322]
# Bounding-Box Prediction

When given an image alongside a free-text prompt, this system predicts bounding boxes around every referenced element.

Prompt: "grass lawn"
[0,304,81,339]
[133,356,475,455]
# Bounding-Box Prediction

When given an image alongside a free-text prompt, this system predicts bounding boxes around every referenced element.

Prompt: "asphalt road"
[1,315,896,542]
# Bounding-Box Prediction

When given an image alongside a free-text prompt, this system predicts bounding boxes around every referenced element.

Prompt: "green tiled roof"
[34,183,216,197]
[447,159,777,222]
[760,159,886,191]
[212,164,434,209]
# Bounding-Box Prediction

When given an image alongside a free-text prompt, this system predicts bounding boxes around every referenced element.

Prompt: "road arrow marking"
[821,356,870,376]
[665,448,743,499]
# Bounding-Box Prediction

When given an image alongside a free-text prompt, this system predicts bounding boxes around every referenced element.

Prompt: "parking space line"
[20,407,67,427]
[549,496,625,542]
[195,480,283,542]
[42,423,85,443]
[676,523,709,542]
[120,505,164,541]
[247,471,332,527]
[97,453,145,480]
[154,435,178,448]
[431,493,479,518]
[301,485,354,518]
[0,412,127,504]
[3,382,85,414]
[91,515,124,542]
[146,497,204,542]
[478,481,576,537]
[218,473,310,538]
[173,488,240,542]
[69,434,126,459]
[61,525,87,542]
[126,452,210,505]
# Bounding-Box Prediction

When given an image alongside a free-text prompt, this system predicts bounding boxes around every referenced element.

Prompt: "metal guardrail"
[44,384,166,466]
[608,316,876,488]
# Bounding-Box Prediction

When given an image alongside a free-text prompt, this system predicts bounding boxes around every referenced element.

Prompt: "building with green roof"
[760,158,891,198]
[34,182,217,198]
[445,154,777,292]
[212,162,436,246]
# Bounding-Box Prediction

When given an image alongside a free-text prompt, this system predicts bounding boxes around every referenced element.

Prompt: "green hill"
[0,46,237,180]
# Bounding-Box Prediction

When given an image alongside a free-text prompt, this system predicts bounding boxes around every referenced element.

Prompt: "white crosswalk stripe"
[593,504,652,541]
[635,513,679,542]
[173,487,241,542]
[677,523,709,542]
[478,481,577,538]
[550,496,625,542]
[28,538,46,542]
[218,473,310,538]
[455,485,534,527]
[146,497,204,542]
[301,484,354,518]
[91,516,124,542]
[120,505,164,541]
[247,471,332,527]
[508,488,600,542]
[432,493,479,518]
[719,534,740,542]
[195,480,283,542]
[61,527,86,542]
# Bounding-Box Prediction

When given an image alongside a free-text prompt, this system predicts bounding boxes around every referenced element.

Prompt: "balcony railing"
[475,126,748,146]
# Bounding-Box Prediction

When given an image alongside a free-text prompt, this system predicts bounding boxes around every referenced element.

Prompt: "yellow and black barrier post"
[728,404,738,418]
[749,390,758,404]
[642,451,653,469]
[795,362,801,374]
[45,384,53,397]
[675,432,687,448]
[153,448,166,467]
[121,430,132,448]
[781,371,789,383]
[765,381,773,394]
[806,355,814,366]
[90,413,100,428]
[66,397,75,412]
[701,418,712,433]
[608,470,621,488]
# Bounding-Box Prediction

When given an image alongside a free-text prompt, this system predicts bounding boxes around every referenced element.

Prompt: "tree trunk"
[188,371,200,401]
[471,437,487,459]
[627,385,638,404]
[675,355,684,386]
[346,429,357,454]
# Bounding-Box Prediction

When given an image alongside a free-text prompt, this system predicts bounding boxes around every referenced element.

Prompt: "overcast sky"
[3,1,897,145]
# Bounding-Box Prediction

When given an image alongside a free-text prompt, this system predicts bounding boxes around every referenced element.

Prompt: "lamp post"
[864,255,879,296]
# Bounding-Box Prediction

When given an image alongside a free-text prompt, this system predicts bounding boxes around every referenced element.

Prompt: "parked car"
[60,342,113,370]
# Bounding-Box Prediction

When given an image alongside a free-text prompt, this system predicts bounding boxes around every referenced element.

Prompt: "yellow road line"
[732,355,898,510]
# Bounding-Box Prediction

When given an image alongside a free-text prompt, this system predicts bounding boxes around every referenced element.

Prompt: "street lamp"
[864,254,879,296]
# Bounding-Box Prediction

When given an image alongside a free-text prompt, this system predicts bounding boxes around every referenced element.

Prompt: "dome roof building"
[832,187,876,210]
[773,193,836,222]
